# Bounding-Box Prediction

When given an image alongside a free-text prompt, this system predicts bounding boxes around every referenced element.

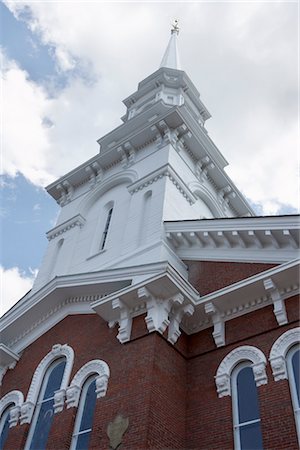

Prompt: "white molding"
[215,345,267,398]
[112,298,132,344]
[0,390,24,428]
[182,259,299,336]
[165,216,300,263]
[20,344,74,424]
[269,327,300,381]
[0,344,19,385]
[66,360,110,408]
[263,278,288,325]
[127,163,197,205]
[204,302,225,347]
[168,303,194,344]
[46,214,86,241]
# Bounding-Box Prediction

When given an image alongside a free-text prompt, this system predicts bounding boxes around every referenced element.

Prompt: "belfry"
[0,25,299,450]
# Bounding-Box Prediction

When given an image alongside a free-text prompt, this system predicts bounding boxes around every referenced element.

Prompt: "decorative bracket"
[117,142,136,168]
[204,302,225,347]
[195,156,215,182]
[112,298,132,344]
[168,304,194,344]
[53,388,65,413]
[138,287,186,338]
[20,401,35,425]
[218,185,236,210]
[263,278,288,325]
[85,162,103,189]
[56,181,74,206]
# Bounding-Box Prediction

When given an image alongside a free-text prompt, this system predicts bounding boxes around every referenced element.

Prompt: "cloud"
[2,2,298,215]
[0,265,37,316]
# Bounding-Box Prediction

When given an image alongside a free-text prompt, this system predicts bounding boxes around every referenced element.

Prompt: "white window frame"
[24,358,65,450]
[0,405,12,448]
[70,375,97,450]
[231,362,263,450]
[269,327,300,445]
[286,344,300,445]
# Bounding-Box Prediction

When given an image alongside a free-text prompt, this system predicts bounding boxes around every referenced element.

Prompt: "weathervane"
[171,19,179,35]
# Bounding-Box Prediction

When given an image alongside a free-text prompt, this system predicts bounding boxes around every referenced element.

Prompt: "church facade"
[1,25,299,450]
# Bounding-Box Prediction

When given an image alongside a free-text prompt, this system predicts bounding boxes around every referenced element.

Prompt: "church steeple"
[160,20,181,70]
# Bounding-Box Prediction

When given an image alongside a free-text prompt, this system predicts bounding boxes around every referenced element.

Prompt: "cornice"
[165,215,300,263]
[127,163,197,205]
[46,214,86,241]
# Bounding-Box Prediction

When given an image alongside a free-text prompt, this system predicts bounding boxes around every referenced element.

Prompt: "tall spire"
[160,20,181,70]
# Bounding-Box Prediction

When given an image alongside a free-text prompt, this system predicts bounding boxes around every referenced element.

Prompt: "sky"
[0,1,299,316]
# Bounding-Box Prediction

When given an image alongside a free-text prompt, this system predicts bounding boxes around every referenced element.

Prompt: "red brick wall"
[1,294,299,450]
[186,295,299,450]
[185,260,277,295]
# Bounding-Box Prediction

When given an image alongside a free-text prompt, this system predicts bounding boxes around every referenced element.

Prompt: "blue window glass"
[28,359,66,450]
[233,365,263,450]
[72,377,97,450]
[237,367,261,423]
[0,406,11,450]
[291,349,300,404]
[287,346,300,444]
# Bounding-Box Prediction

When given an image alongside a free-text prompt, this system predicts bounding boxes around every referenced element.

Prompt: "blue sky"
[1,1,298,315]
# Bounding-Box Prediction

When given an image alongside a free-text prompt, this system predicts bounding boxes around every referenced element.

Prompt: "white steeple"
[160,20,181,70]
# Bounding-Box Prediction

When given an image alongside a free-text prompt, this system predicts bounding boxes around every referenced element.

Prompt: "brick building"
[1,24,299,450]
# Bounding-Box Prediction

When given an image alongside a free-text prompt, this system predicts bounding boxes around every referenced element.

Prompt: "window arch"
[0,406,11,450]
[20,344,74,424]
[215,345,268,398]
[66,360,110,449]
[0,390,24,428]
[0,390,24,449]
[215,346,267,450]
[232,362,264,450]
[24,358,66,450]
[269,327,300,444]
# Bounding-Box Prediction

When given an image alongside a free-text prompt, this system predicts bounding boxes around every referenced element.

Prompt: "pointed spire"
[160,20,181,70]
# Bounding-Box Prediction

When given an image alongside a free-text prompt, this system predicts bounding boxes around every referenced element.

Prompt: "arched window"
[25,358,66,450]
[215,346,267,450]
[269,328,300,445]
[0,389,24,447]
[0,406,11,450]
[66,360,110,449]
[70,375,97,450]
[100,205,113,250]
[287,345,300,442]
[232,363,263,450]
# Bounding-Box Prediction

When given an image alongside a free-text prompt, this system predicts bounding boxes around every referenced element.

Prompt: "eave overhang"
[181,258,300,337]
[165,215,300,263]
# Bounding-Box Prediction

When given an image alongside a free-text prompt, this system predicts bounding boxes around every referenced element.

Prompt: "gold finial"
[171,19,179,35]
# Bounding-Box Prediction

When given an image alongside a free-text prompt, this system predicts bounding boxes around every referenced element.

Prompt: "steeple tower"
[160,20,181,70]
[32,27,254,294]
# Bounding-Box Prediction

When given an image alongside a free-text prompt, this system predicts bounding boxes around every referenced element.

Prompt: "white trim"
[20,344,74,424]
[215,345,267,398]
[231,362,263,450]
[0,390,24,428]
[66,360,110,409]
[46,214,86,241]
[24,358,66,450]
[269,327,300,381]
[70,375,97,450]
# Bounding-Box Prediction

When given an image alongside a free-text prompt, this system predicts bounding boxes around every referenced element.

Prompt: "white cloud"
[2,2,298,214]
[0,266,37,316]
